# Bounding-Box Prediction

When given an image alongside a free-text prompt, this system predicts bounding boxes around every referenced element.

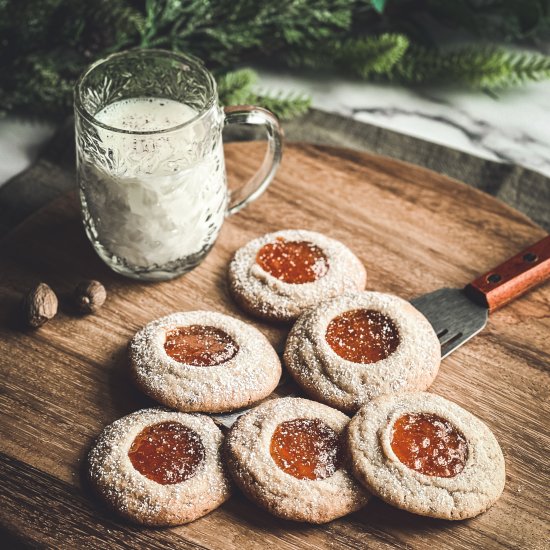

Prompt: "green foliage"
[343,34,410,77]
[216,69,260,107]
[315,34,411,78]
[138,0,355,66]
[0,53,75,116]
[217,68,311,119]
[1,0,550,120]
[284,33,410,76]
[248,92,312,120]
[394,46,550,90]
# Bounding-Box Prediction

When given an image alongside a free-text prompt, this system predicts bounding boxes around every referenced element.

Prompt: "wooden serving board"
[0,142,549,549]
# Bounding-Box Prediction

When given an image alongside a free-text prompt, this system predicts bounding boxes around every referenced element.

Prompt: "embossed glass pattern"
[75,49,282,280]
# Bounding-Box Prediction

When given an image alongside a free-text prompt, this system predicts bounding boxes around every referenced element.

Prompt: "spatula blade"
[410,288,488,358]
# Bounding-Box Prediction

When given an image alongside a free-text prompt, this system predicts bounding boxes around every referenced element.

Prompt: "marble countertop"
[2,70,550,187]
[257,69,550,177]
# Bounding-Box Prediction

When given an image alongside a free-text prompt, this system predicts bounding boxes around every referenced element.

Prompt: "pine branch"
[285,33,409,76]
[393,46,550,90]
[0,51,82,117]
[217,68,311,120]
[250,92,312,120]
[216,68,257,106]
[140,0,355,67]
[337,34,410,78]
[86,0,144,53]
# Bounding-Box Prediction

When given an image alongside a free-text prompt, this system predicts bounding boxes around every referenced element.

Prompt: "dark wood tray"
[1,142,548,549]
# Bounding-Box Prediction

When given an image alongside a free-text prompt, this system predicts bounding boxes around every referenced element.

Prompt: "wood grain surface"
[0,142,549,549]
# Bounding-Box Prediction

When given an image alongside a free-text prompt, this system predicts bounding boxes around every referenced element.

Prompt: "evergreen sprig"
[290,33,410,78]
[394,46,550,90]
[217,68,311,119]
[342,34,410,78]
[1,0,550,120]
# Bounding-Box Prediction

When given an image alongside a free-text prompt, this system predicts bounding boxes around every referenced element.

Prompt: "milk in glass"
[78,97,227,276]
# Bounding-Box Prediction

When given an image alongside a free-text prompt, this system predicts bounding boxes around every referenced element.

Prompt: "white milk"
[79,97,226,272]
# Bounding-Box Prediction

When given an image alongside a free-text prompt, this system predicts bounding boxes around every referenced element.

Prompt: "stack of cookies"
[88,229,505,527]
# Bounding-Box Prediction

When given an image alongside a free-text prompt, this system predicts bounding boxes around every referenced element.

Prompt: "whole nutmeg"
[74,280,107,314]
[22,282,58,328]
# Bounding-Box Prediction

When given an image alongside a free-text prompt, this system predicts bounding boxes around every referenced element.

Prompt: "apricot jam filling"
[269,418,342,480]
[128,421,205,485]
[390,413,468,478]
[256,237,329,284]
[164,325,238,366]
[325,309,400,363]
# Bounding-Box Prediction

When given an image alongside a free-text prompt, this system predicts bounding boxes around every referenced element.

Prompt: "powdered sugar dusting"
[256,238,329,284]
[228,230,366,321]
[347,392,506,520]
[284,291,441,413]
[128,421,206,484]
[88,408,232,525]
[390,412,468,478]
[269,418,342,480]
[224,397,370,524]
[129,311,281,413]
[326,308,400,363]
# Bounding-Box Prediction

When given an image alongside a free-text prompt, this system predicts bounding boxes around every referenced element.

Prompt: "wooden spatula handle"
[464,235,550,312]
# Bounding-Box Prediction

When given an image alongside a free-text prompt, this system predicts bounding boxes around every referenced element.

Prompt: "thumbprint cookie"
[224,397,370,523]
[130,311,281,413]
[347,392,506,520]
[88,409,232,525]
[228,230,366,322]
[284,291,440,413]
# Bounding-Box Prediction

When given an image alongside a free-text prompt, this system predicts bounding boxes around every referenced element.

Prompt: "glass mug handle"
[223,105,284,216]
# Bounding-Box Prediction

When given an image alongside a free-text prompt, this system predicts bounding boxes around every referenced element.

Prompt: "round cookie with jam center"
[347,392,506,520]
[130,311,281,413]
[228,229,366,322]
[88,408,232,525]
[224,397,370,523]
[284,291,441,413]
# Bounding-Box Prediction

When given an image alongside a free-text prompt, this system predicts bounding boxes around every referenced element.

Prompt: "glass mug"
[74,49,283,281]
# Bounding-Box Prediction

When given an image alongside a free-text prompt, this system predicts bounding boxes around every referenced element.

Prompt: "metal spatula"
[213,235,550,428]
[411,235,550,358]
